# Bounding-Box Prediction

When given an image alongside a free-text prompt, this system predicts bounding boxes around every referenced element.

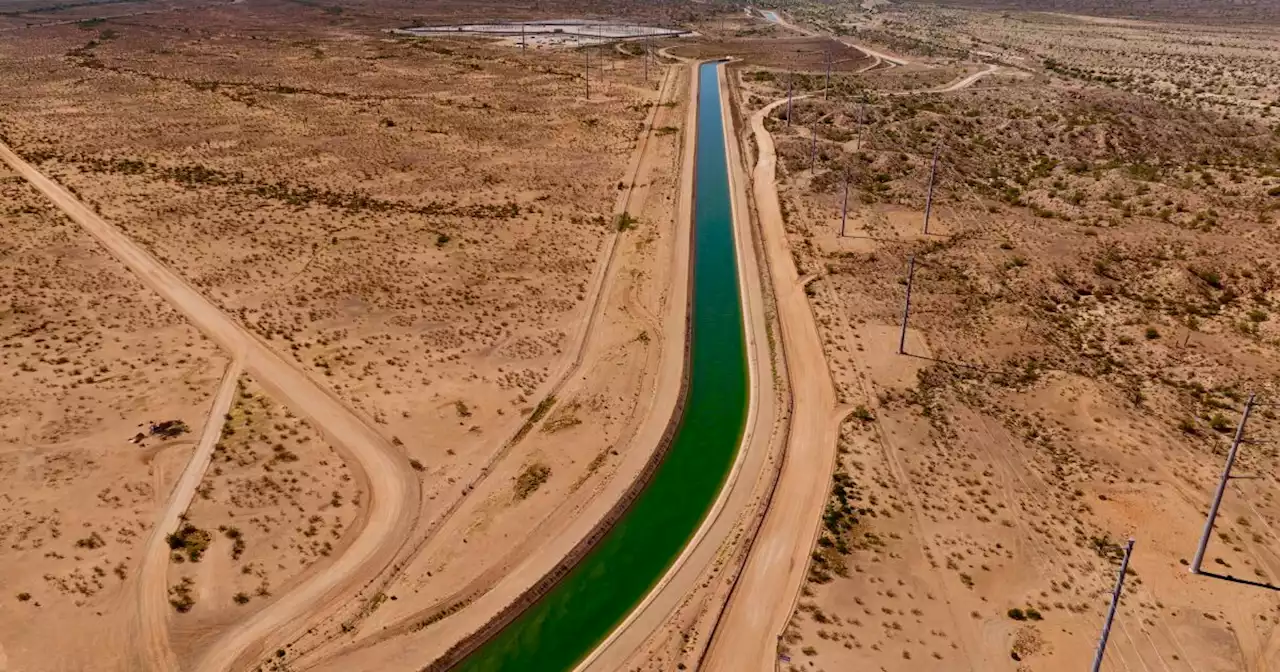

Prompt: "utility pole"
[1091,538,1136,672]
[855,101,866,153]
[643,35,649,81]
[786,71,793,127]
[811,122,817,171]
[585,47,590,100]
[1191,394,1256,574]
[839,172,850,237]
[898,255,916,355]
[922,143,940,235]
[521,22,526,51]
[824,50,832,100]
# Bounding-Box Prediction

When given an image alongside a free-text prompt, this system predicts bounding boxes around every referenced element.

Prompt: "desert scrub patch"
[75,531,106,549]
[542,400,583,434]
[514,462,551,500]
[150,419,190,438]
[168,577,196,613]
[616,211,639,231]
[219,525,246,560]
[167,523,213,562]
[511,395,556,445]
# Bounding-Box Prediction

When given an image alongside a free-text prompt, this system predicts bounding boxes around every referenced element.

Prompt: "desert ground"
[686,3,1280,672]
[6,0,1280,671]
[0,155,230,669]
[0,0,703,669]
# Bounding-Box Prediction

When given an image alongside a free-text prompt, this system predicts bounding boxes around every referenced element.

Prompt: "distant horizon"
[907,0,1280,23]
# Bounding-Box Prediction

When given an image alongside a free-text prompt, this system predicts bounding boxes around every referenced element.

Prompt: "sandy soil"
[168,373,363,649]
[287,60,690,672]
[278,53,692,670]
[0,2,694,668]
[0,133,417,672]
[690,8,1280,670]
[848,3,1280,119]
[0,160,228,672]
[136,356,242,672]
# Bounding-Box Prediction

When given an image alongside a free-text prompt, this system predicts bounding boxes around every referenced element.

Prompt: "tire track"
[0,139,419,672]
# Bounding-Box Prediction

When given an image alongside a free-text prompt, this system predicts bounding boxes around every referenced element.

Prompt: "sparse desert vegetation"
[1,0,693,668]
[169,375,358,625]
[731,2,1280,670]
[13,0,1280,669]
[839,2,1280,121]
[0,160,227,667]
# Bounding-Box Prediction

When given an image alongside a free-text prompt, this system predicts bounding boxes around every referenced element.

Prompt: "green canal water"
[456,61,750,671]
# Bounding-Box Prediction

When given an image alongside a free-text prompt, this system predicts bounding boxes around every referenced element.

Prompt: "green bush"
[166,524,212,562]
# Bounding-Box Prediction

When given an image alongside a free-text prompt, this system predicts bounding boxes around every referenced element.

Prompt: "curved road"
[700,95,838,672]
[879,63,999,96]
[937,63,999,91]
[0,140,419,672]
[135,356,243,671]
[841,39,909,68]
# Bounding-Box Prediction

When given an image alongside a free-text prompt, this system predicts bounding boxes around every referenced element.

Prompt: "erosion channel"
[456,60,750,671]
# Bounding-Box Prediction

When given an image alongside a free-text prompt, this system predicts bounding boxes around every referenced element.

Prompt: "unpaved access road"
[878,62,1000,95]
[841,39,909,67]
[937,63,999,91]
[701,94,839,672]
[135,355,244,671]
[0,140,418,672]
[759,9,908,68]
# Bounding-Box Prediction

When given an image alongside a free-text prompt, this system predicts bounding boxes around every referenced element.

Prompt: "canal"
[456,61,750,671]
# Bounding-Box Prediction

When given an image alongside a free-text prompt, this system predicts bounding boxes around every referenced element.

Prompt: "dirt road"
[936,63,999,91]
[942,62,998,90]
[842,39,909,67]
[134,356,244,670]
[760,9,908,68]
[878,63,1000,95]
[701,94,839,672]
[0,140,418,672]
